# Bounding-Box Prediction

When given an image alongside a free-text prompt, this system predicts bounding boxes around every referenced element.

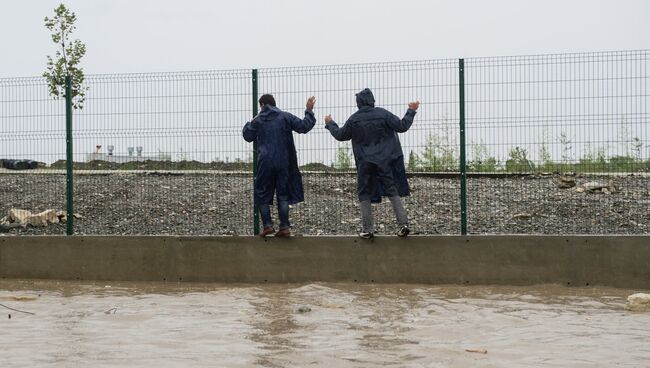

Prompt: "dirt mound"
[49,160,254,171]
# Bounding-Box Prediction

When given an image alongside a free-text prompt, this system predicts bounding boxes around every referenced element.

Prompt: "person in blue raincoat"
[324,88,419,238]
[243,94,316,237]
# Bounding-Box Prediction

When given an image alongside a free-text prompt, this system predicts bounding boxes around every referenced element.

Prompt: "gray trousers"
[360,196,408,233]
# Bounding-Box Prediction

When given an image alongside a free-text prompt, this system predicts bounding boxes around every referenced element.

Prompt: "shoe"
[359,231,374,239]
[0,224,9,233]
[258,226,274,237]
[397,226,410,237]
[275,228,291,238]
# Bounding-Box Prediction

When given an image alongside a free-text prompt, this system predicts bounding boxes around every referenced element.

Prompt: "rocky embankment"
[0,172,648,236]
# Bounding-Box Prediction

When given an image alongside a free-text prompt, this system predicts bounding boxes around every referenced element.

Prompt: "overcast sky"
[2,0,649,77]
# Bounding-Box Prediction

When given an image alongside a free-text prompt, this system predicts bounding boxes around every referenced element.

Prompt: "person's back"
[343,91,408,168]
[325,88,419,238]
[249,105,306,171]
[242,94,316,237]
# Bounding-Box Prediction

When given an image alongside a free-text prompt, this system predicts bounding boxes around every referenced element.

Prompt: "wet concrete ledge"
[1,236,649,289]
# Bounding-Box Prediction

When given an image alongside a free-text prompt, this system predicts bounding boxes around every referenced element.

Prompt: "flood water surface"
[1,281,649,367]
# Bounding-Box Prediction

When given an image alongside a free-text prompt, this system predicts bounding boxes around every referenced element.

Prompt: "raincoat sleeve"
[385,108,417,133]
[325,119,353,141]
[287,109,316,134]
[242,119,257,142]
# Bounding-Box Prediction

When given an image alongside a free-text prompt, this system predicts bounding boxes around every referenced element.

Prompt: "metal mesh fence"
[0,77,67,234]
[465,50,650,234]
[0,50,648,235]
[72,70,253,235]
[257,60,459,235]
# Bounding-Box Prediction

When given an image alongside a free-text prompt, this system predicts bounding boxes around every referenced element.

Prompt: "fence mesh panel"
[1,50,648,235]
[258,60,459,235]
[0,77,66,234]
[464,50,650,234]
[70,71,252,235]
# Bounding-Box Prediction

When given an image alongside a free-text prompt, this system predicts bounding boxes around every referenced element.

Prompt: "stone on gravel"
[6,208,59,227]
[625,293,650,312]
[581,180,617,194]
[554,176,576,189]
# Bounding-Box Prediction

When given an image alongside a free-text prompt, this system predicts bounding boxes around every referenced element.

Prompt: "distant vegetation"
[37,124,647,173]
[404,127,648,173]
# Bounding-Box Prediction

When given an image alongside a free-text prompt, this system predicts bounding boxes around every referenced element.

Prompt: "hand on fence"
[408,100,420,110]
[306,96,316,110]
[324,114,333,124]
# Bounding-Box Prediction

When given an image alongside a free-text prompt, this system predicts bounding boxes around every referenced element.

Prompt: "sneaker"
[258,226,274,237]
[275,228,291,238]
[397,226,410,237]
[359,231,374,239]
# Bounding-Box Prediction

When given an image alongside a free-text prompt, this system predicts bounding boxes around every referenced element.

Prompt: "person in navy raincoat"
[324,88,419,238]
[243,94,316,237]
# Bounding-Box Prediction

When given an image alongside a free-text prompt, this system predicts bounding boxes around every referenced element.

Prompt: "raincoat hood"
[356,88,375,109]
[258,105,281,121]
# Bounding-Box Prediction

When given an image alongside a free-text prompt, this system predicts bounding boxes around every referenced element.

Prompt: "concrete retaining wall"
[1,236,649,289]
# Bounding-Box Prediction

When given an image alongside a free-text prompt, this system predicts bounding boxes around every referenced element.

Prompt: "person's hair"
[258,94,276,107]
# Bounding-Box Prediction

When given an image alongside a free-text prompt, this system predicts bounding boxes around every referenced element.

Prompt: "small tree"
[468,141,497,172]
[558,131,573,171]
[421,132,457,172]
[538,127,553,171]
[558,132,572,161]
[618,115,631,157]
[632,137,643,163]
[43,4,87,109]
[334,144,352,170]
[176,147,189,161]
[407,150,419,171]
[505,146,534,172]
[578,145,607,172]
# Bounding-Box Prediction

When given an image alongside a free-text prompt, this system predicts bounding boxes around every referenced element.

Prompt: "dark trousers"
[259,200,290,230]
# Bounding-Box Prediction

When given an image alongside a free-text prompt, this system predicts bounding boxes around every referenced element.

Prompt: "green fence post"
[458,59,467,235]
[65,75,74,236]
[252,69,260,235]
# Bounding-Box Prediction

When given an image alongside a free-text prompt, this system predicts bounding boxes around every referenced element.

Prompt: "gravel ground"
[0,172,648,236]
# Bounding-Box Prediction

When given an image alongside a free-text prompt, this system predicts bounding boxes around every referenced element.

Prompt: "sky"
[2,0,650,77]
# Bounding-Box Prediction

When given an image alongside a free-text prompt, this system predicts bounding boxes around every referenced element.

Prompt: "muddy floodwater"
[1,281,649,367]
